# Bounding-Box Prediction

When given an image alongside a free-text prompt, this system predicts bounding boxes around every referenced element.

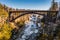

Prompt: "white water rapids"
[16,14,43,40]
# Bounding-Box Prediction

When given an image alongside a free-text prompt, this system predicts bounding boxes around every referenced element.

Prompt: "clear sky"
[0,0,60,10]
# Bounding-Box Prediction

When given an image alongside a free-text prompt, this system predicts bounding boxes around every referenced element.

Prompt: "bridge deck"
[9,10,58,13]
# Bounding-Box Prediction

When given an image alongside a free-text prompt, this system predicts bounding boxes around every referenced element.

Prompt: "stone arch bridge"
[9,10,58,22]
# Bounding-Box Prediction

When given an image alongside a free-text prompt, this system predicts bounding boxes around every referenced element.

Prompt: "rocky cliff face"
[15,14,31,23]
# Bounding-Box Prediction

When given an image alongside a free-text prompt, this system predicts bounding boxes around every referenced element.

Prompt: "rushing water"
[16,14,43,40]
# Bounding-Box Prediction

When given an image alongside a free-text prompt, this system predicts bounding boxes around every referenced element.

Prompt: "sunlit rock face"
[15,14,31,23]
[16,14,43,40]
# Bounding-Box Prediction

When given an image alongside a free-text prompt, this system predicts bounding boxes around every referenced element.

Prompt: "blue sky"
[0,0,60,10]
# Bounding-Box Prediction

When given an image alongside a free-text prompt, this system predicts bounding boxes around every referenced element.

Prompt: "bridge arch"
[9,10,58,22]
[9,12,45,22]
